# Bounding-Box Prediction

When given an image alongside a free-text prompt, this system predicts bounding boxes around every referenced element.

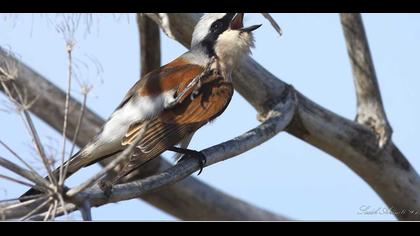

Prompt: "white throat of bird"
[213,29,255,78]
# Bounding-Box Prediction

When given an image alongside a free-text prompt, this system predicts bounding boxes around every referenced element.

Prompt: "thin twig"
[1,197,41,211]
[11,82,51,169]
[261,13,283,37]
[0,194,44,204]
[59,44,74,186]
[0,174,35,188]
[68,92,87,158]
[43,203,54,221]
[0,81,56,186]
[0,67,15,80]
[0,139,40,176]
[57,193,68,217]
[19,197,50,221]
[50,200,58,221]
[25,202,77,221]
[63,89,88,182]
[0,156,50,191]
[0,81,21,108]
[21,108,57,185]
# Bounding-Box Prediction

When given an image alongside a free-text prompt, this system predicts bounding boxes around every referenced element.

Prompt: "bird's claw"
[176,150,207,175]
[98,179,113,197]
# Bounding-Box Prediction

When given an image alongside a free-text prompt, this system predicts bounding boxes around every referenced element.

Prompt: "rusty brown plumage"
[113,69,234,184]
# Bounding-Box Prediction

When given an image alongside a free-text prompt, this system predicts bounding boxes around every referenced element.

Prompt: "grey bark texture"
[340,13,393,148]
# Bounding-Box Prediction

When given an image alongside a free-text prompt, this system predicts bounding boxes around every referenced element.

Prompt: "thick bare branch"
[80,202,92,221]
[88,96,293,206]
[137,13,161,76]
[146,13,420,220]
[3,93,295,220]
[76,195,92,221]
[0,46,286,220]
[340,13,392,148]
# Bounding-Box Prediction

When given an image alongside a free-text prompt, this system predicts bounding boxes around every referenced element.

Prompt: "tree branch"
[137,13,161,76]
[79,200,92,221]
[2,92,295,220]
[340,13,392,148]
[145,13,420,220]
[0,46,287,220]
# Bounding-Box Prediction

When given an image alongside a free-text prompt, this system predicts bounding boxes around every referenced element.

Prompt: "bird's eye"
[211,21,223,32]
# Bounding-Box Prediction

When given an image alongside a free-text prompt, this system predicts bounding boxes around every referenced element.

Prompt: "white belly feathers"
[82,90,176,158]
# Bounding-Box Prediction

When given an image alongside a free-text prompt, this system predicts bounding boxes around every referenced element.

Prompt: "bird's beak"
[230,13,262,32]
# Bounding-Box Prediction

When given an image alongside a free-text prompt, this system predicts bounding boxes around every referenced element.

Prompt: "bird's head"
[191,13,261,71]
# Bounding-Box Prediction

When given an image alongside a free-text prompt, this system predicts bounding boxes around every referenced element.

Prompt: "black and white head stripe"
[191,13,236,54]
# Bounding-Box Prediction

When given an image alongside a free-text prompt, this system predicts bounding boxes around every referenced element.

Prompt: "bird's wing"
[111,77,234,184]
[115,58,205,110]
[66,59,206,172]
[20,59,210,198]
[122,78,234,154]
[84,59,205,159]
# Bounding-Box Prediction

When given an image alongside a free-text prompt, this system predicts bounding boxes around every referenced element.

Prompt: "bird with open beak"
[20,13,261,199]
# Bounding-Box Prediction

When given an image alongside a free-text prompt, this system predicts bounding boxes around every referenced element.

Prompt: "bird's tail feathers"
[18,150,83,202]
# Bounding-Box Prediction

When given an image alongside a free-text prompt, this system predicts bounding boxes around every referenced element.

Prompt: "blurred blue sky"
[0,13,419,221]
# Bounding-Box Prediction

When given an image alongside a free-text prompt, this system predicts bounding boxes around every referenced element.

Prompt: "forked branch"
[340,13,392,148]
